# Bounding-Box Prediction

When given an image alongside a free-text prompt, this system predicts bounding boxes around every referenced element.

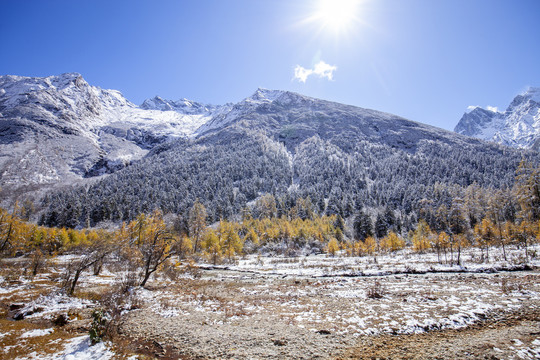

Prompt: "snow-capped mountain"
[39,86,532,228]
[1,72,535,219]
[196,88,289,134]
[140,95,229,114]
[0,73,226,201]
[455,87,540,149]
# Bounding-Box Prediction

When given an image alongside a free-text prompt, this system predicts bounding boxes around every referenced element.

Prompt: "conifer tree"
[353,210,373,241]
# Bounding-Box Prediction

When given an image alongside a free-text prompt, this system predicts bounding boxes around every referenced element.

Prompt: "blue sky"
[1,0,539,130]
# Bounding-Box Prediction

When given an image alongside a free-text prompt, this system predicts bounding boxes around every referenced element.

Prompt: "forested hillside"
[1,75,534,231]
[40,124,532,231]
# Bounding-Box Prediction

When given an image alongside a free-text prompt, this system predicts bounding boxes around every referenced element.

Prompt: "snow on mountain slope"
[196,88,288,134]
[138,96,232,137]
[0,73,226,202]
[199,87,478,155]
[1,72,533,211]
[455,87,540,149]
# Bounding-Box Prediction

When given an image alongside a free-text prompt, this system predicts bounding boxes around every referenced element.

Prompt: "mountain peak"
[522,86,540,103]
[140,95,225,116]
[455,87,540,149]
[247,88,286,104]
[48,72,87,90]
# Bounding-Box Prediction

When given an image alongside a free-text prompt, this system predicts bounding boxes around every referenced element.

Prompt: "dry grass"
[0,317,77,359]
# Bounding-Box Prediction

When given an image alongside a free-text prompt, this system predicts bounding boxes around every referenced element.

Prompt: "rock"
[53,313,69,326]
[272,338,288,346]
[317,329,331,335]
[9,303,25,311]
[12,306,44,320]
[13,311,26,320]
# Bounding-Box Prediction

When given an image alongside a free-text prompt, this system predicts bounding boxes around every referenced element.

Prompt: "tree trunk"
[69,269,82,296]
[93,258,104,276]
[496,221,507,261]
[140,253,153,287]
[140,270,152,287]
[1,222,13,252]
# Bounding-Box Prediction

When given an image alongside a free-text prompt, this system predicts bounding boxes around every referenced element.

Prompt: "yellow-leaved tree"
[437,231,450,264]
[380,231,405,253]
[326,238,340,257]
[362,236,378,257]
[203,229,221,265]
[126,210,177,287]
[474,218,495,262]
[412,220,432,253]
[218,221,243,260]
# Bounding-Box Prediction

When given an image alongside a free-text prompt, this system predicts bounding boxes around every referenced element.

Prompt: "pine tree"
[255,194,277,219]
[375,213,387,239]
[353,210,373,241]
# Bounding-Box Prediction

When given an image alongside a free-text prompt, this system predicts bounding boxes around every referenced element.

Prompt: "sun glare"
[315,0,359,33]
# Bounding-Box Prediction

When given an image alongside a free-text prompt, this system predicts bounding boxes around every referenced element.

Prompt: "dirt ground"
[116,270,540,359]
[1,255,539,359]
[340,301,540,360]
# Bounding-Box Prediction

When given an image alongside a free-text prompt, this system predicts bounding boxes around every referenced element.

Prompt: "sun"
[314,0,359,33]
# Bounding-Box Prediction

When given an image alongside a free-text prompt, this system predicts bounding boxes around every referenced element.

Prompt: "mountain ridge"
[0,72,233,202]
[0,73,536,227]
[455,87,540,149]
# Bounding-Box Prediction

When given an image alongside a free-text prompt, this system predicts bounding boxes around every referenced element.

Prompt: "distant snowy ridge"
[455,87,540,149]
[1,72,535,215]
[0,73,231,200]
[196,88,289,135]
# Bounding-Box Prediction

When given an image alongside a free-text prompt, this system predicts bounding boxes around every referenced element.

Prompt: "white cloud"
[294,66,313,83]
[294,61,337,83]
[466,105,480,112]
[486,105,499,113]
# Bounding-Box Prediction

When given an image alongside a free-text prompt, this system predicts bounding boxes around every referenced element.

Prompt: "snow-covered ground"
[1,244,539,359]
[123,245,540,339]
[14,335,117,360]
[217,244,540,277]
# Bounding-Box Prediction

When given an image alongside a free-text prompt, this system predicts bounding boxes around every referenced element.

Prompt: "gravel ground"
[117,270,540,359]
[121,310,354,359]
[340,302,540,360]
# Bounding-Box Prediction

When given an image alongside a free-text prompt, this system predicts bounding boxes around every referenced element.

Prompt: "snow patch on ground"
[20,328,54,338]
[17,336,117,360]
[221,245,540,278]
[21,292,93,319]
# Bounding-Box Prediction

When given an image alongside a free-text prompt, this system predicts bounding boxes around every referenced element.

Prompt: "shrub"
[366,280,386,299]
[89,308,109,344]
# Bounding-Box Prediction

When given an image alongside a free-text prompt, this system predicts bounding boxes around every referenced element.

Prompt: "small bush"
[0,260,23,284]
[366,280,386,299]
[183,260,202,279]
[89,308,109,344]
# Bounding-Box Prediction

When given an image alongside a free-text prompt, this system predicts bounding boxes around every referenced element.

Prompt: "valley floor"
[1,246,539,359]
